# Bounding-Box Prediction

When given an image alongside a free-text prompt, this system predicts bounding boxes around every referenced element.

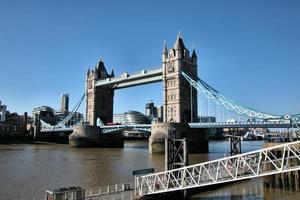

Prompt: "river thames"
[0,140,299,200]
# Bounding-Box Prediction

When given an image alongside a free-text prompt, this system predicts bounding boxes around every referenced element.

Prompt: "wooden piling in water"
[263,142,300,191]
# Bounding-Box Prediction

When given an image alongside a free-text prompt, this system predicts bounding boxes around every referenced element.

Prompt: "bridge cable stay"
[136,140,300,197]
[40,93,85,130]
[182,71,298,121]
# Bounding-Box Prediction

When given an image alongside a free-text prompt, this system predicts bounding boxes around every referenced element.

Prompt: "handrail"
[136,140,300,196]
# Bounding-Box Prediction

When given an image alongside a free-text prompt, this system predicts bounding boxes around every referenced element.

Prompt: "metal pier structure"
[136,140,300,197]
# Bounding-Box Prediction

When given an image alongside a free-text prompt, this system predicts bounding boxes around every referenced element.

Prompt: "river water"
[0,140,299,200]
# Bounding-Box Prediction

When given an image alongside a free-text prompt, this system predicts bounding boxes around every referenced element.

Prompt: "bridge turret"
[162,41,168,62]
[173,33,185,60]
[95,59,109,79]
[174,33,185,50]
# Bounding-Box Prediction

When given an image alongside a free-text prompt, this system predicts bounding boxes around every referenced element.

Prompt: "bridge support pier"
[69,125,124,147]
[149,122,208,154]
[32,114,41,139]
[32,125,40,139]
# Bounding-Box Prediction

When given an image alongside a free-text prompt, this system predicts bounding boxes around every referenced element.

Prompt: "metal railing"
[136,140,300,197]
[85,183,135,200]
[188,120,297,129]
[101,124,151,134]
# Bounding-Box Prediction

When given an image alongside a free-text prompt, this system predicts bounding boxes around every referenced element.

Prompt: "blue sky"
[0,0,300,117]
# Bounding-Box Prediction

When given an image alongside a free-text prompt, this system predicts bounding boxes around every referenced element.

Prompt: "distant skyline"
[1,0,300,117]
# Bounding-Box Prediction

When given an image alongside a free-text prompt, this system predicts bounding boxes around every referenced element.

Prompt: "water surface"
[0,140,298,199]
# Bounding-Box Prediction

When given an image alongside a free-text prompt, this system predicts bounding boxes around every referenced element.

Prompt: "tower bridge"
[86,34,198,126]
[38,34,300,151]
[38,35,300,198]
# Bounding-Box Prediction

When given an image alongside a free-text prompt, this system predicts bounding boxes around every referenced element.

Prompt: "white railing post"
[280,146,286,171]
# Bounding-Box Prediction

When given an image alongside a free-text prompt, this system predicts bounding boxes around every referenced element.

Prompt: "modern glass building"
[113,110,151,125]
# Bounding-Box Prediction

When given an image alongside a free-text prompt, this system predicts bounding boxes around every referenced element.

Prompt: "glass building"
[113,110,151,125]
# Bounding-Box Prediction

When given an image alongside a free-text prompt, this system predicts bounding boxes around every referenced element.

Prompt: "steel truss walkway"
[95,67,162,89]
[136,141,300,197]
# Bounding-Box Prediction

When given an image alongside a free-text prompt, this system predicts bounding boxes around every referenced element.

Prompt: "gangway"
[136,140,300,197]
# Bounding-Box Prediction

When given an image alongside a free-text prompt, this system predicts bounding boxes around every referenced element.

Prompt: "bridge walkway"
[135,140,300,197]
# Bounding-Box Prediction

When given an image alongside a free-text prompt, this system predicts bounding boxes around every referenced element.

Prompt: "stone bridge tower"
[162,35,198,123]
[86,60,115,125]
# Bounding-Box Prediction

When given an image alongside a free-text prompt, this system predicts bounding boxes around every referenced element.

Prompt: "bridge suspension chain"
[40,93,85,130]
[54,93,85,128]
[182,72,283,120]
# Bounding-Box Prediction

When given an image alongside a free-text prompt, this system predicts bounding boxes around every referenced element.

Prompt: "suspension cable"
[182,71,282,120]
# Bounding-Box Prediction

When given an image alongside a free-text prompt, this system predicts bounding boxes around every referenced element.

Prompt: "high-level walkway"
[136,140,300,197]
[95,67,162,89]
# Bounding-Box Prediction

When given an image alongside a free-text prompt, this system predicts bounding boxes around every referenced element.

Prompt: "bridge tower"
[86,60,115,125]
[162,34,198,123]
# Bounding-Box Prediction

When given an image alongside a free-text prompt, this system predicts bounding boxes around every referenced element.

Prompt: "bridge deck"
[188,121,295,129]
[41,120,299,133]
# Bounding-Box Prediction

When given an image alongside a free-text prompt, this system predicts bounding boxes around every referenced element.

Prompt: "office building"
[61,94,69,112]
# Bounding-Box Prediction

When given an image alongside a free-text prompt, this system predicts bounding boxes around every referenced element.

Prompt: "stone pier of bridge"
[149,122,209,154]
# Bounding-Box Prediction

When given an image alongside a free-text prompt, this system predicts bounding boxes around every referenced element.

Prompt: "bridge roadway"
[40,120,298,133]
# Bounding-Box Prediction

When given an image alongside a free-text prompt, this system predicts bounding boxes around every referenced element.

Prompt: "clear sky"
[0,0,300,117]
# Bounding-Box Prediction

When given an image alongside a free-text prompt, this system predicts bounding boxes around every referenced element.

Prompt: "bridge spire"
[95,58,108,79]
[162,40,168,62]
[174,32,185,50]
[163,40,168,54]
[110,69,115,77]
[177,30,182,39]
[192,48,197,58]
